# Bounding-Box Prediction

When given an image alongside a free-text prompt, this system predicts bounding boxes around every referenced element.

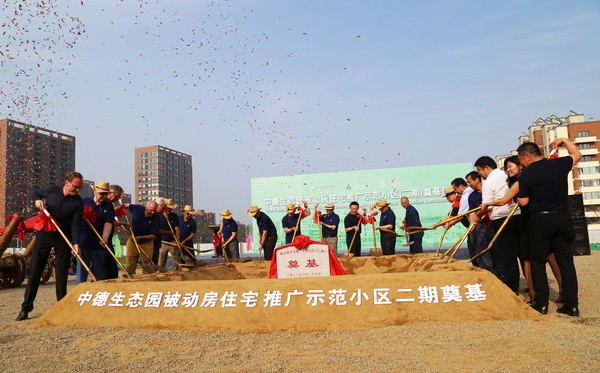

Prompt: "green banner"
[250,163,472,252]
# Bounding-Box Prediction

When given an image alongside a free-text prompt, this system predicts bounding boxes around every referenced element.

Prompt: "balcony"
[580,148,599,156]
[574,136,597,144]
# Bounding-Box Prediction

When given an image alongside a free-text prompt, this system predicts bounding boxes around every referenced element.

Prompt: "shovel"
[441,221,477,259]
[406,206,482,232]
[42,208,97,282]
[369,220,382,257]
[435,206,454,256]
[469,203,519,263]
[83,217,131,279]
[341,219,362,260]
[123,215,168,274]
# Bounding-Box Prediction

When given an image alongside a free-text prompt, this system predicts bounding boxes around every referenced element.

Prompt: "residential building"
[134,145,193,206]
[0,119,75,220]
[511,111,600,241]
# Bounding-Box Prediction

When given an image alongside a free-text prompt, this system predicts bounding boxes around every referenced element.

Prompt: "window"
[581,155,596,162]
[581,179,600,187]
[583,191,600,200]
[579,167,599,175]
[579,143,592,149]
[577,131,590,137]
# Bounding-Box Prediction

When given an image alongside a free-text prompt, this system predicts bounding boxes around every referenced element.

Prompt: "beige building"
[134,145,193,206]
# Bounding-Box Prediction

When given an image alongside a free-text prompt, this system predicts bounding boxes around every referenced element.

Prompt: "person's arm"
[479,182,519,214]
[217,222,223,236]
[552,137,581,165]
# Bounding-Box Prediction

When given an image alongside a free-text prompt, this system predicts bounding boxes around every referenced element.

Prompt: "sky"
[1,0,599,224]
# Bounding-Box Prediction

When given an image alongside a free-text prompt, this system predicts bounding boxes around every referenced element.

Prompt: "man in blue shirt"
[281,201,310,244]
[158,199,182,268]
[374,199,396,255]
[125,201,159,275]
[17,171,84,321]
[77,180,115,283]
[401,197,424,254]
[178,205,197,265]
[219,209,239,259]
[248,205,278,260]
[319,202,340,255]
[465,171,493,272]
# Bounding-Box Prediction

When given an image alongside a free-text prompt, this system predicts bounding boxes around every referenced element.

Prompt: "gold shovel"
[370,219,382,257]
[341,219,362,260]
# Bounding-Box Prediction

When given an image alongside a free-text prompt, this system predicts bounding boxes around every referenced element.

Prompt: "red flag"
[452,194,461,209]
[7,214,28,240]
[366,211,378,224]
[114,204,128,217]
[296,205,310,218]
[312,209,322,224]
[83,205,97,224]
[24,212,56,232]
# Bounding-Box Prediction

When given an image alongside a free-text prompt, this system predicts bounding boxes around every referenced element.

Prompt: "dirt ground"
[1,252,599,372]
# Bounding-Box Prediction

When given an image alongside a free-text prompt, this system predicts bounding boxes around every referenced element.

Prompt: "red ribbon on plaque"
[269,235,346,278]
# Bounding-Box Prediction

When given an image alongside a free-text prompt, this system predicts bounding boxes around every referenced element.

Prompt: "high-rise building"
[134,145,193,206]
[508,111,600,242]
[0,119,76,220]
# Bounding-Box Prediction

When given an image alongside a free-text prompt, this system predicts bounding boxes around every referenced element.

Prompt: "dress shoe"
[529,301,548,315]
[15,310,28,321]
[557,305,579,317]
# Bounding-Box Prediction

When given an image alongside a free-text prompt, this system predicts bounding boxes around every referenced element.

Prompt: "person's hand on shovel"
[72,243,81,257]
[35,199,46,211]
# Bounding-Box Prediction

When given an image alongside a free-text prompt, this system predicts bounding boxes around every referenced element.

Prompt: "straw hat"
[324,202,335,210]
[444,186,456,196]
[164,198,178,210]
[94,180,110,194]
[286,203,296,212]
[374,199,389,209]
[180,205,196,214]
[247,205,261,216]
[220,209,233,219]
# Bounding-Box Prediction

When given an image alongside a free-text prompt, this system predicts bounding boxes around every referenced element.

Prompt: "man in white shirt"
[475,156,521,293]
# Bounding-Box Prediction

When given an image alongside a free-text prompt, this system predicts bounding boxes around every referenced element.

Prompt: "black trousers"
[409,236,423,254]
[528,212,577,306]
[263,234,278,260]
[491,216,520,293]
[346,232,361,256]
[471,224,494,272]
[21,231,71,313]
[380,232,396,255]
[104,243,119,279]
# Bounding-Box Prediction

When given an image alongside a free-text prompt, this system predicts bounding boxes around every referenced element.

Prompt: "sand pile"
[30,254,542,333]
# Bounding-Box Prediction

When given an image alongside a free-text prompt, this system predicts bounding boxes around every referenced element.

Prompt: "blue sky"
[2,0,599,224]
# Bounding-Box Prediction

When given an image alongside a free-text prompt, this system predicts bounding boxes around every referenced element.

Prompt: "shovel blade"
[370,247,382,257]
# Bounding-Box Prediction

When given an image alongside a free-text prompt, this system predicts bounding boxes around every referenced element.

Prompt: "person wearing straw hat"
[77,180,115,284]
[178,205,198,265]
[281,200,310,244]
[17,171,84,321]
[158,198,182,268]
[319,202,340,255]
[248,205,278,260]
[400,197,424,254]
[373,199,396,255]
[219,209,239,259]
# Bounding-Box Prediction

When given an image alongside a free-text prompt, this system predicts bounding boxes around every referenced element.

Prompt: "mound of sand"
[31,254,542,333]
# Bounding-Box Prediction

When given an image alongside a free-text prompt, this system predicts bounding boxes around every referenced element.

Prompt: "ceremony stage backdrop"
[250,163,472,253]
